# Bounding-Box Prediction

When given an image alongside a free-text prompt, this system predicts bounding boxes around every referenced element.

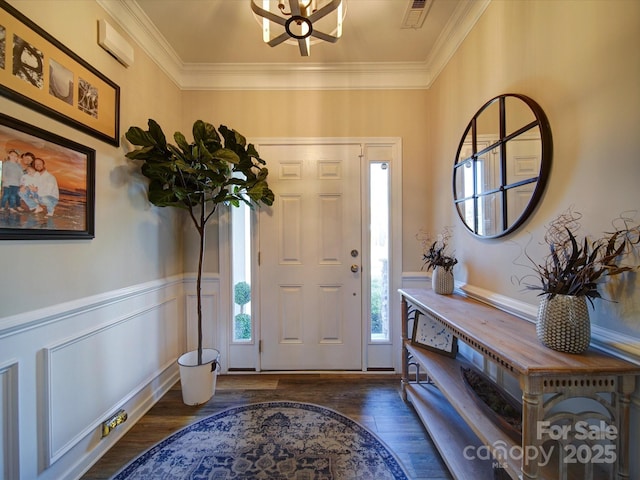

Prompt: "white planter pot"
[536,295,590,354]
[432,266,454,295]
[177,348,220,405]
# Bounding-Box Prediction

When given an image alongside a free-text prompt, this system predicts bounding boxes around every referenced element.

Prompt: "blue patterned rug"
[111,401,410,479]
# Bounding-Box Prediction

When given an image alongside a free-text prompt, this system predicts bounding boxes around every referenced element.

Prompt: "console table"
[399,287,639,480]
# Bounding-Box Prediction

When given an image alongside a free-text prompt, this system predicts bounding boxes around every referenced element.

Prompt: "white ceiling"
[97,0,490,90]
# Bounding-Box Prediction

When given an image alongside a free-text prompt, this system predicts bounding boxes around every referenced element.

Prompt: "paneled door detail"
[258,143,362,370]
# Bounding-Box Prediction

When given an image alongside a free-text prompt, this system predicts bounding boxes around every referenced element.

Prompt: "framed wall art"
[411,310,458,357]
[0,112,95,240]
[0,0,120,146]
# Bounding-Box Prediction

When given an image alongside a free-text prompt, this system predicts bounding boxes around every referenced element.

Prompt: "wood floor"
[81,373,452,480]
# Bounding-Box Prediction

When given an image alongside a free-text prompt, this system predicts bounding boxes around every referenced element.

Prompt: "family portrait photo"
[0,112,94,239]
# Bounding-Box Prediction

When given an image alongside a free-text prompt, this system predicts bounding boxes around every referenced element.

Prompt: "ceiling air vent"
[402,0,433,29]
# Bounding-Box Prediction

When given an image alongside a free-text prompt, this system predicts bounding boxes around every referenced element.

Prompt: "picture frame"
[0,0,120,146]
[0,112,95,240]
[411,310,458,357]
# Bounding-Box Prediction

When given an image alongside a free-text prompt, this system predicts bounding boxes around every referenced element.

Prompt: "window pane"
[232,203,252,342]
[370,162,389,341]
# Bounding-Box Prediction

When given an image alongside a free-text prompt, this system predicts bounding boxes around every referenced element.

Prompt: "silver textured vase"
[536,294,590,354]
[432,266,454,295]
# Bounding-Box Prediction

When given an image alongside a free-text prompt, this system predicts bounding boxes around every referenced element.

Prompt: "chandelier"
[250,0,345,56]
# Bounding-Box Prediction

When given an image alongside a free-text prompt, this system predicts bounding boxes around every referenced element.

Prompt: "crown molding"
[97,0,490,91]
[178,61,433,91]
[96,0,184,84]
[424,0,490,82]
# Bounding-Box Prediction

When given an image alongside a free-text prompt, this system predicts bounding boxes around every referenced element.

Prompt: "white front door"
[257,142,362,370]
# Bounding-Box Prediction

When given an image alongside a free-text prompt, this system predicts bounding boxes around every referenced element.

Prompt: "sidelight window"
[370,162,390,342]
[231,202,252,342]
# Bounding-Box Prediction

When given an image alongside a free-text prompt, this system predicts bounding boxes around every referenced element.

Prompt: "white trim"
[422,0,490,84]
[0,360,19,480]
[591,326,640,365]
[0,275,184,339]
[360,144,369,372]
[457,283,537,322]
[240,137,402,371]
[364,140,403,371]
[96,0,490,91]
[217,208,233,374]
[96,0,183,87]
[251,205,263,371]
[178,62,432,91]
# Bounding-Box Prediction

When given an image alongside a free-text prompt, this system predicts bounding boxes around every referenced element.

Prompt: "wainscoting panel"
[43,297,180,466]
[186,292,218,353]
[0,276,191,480]
[0,361,19,480]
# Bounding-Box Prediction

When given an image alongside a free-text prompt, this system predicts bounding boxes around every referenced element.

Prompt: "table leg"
[616,375,635,479]
[522,376,544,479]
[400,295,409,401]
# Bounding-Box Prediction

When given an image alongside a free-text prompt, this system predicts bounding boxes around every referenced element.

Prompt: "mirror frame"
[453,93,552,238]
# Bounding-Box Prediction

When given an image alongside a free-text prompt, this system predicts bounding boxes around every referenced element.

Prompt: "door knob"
[351,264,359,273]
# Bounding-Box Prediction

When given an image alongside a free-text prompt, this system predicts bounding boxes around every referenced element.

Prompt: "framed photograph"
[0,112,95,240]
[0,0,120,146]
[411,310,457,357]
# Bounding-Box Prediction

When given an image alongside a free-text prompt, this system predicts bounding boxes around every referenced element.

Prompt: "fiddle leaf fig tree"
[125,119,274,365]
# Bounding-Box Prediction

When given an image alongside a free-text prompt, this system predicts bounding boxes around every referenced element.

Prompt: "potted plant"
[418,227,458,294]
[125,119,273,404]
[522,209,639,353]
[234,281,252,340]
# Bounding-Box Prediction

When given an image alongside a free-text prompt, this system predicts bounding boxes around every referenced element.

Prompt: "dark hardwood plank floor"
[81,374,452,480]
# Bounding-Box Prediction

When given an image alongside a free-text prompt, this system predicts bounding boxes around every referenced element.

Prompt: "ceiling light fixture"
[250,0,345,56]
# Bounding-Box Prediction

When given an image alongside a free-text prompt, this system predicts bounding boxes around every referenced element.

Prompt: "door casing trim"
[220,137,403,372]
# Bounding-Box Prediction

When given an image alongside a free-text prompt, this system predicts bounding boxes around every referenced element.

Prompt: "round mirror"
[453,94,552,238]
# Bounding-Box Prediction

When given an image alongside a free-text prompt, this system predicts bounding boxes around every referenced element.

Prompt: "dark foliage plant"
[125,119,274,364]
[418,227,458,273]
[523,210,639,306]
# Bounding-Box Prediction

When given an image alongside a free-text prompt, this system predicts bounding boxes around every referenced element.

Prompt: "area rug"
[111,401,410,479]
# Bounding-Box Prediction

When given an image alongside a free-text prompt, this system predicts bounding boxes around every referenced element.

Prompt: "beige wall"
[180,0,640,346]
[3,0,638,343]
[180,88,430,273]
[2,0,638,340]
[0,0,184,316]
[426,0,640,341]
[0,1,638,477]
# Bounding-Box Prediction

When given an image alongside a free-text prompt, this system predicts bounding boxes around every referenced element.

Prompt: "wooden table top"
[400,287,640,377]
